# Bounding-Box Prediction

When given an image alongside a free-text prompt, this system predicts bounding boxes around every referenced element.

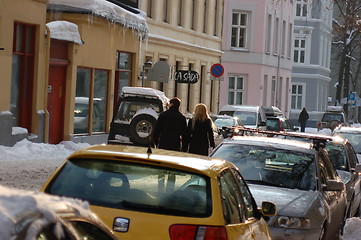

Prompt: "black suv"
[108,87,169,146]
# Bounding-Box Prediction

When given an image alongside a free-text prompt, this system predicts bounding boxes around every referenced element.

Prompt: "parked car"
[213,114,244,138]
[333,126,361,154]
[320,106,348,131]
[289,110,324,130]
[41,144,276,240]
[210,134,348,240]
[0,185,117,240]
[74,97,104,134]
[266,116,297,132]
[108,87,169,146]
[218,105,267,129]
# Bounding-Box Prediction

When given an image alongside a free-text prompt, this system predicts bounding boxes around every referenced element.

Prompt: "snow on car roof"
[0,185,99,239]
[121,86,169,104]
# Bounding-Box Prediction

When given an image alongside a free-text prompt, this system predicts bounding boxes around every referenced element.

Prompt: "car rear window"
[45,158,212,218]
[266,119,280,131]
[211,144,317,190]
[322,113,344,122]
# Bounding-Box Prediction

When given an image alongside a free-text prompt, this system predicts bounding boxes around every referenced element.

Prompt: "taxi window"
[219,169,246,224]
[231,169,255,220]
[45,158,212,218]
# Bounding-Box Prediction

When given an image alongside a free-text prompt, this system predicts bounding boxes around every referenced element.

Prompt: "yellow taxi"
[40,144,276,240]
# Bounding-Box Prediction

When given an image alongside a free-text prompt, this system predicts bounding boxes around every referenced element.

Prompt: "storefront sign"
[173,70,199,84]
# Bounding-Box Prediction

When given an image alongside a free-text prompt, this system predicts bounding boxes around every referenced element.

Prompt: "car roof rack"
[223,126,332,150]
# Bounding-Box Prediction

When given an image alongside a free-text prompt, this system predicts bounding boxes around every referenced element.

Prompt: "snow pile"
[0,185,98,239]
[343,218,361,240]
[0,139,90,162]
[46,21,83,44]
[48,0,148,35]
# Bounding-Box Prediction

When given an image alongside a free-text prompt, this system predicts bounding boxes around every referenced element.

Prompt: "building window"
[291,84,305,110]
[163,0,169,23]
[178,0,183,26]
[271,76,276,105]
[294,38,306,63]
[203,1,207,33]
[214,0,218,36]
[288,23,293,58]
[282,20,286,57]
[11,22,35,130]
[115,52,133,106]
[147,0,153,18]
[191,0,196,30]
[231,12,248,49]
[228,76,244,105]
[274,17,279,55]
[266,14,272,54]
[74,68,109,134]
[296,0,308,17]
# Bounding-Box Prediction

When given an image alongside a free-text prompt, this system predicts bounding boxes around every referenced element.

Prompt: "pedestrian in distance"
[298,107,309,132]
[153,97,188,152]
[187,103,215,156]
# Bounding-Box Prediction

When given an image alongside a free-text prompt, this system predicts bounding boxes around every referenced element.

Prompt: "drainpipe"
[276,0,284,109]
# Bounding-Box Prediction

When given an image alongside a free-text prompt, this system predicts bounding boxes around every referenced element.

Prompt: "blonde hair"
[192,103,210,129]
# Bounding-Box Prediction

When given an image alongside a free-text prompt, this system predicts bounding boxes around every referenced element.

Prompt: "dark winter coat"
[187,118,215,156]
[298,109,309,123]
[152,106,188,151]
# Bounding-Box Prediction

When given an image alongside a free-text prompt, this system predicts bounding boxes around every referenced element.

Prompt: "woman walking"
[187,103,215,156]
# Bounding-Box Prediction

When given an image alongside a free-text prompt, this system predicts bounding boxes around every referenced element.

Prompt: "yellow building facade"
[0,0,147,146]
[139,0,224,114]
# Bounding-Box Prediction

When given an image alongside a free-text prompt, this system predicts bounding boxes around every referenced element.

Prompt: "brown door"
[47,65,66,144]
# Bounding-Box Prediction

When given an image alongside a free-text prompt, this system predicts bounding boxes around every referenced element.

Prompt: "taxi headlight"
[275,216,310,229]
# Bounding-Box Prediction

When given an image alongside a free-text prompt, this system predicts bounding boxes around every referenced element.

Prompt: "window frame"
[227,75,244,105]
[230,11,249,49]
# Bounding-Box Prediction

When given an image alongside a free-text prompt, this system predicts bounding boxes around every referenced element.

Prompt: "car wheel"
[129,114,157,146]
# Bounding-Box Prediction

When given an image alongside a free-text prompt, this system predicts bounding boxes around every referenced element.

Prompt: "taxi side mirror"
[259,201,277,216]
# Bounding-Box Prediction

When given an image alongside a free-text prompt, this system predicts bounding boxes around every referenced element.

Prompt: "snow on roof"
[46,21,83,44]
[48,0,148,35]
[121,86,169,105]
[0,185,98,239]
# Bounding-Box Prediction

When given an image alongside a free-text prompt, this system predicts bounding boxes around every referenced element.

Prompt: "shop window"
[11,22,35,130]
[74,68,108,134]
[114,52,133,107]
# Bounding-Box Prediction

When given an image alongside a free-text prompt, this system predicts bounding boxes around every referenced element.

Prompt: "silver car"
[211,135,347,240]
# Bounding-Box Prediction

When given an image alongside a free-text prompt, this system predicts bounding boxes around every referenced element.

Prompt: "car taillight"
[279,120,284,131]
[170,224,228,240]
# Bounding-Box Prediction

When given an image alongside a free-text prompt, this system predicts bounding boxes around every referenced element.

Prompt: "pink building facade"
[220,0,294,116]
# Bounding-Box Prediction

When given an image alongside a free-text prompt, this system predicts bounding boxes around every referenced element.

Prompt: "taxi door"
[219,169,272,240]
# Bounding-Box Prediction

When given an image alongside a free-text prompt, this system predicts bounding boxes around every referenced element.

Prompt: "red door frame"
[47,40,69,144]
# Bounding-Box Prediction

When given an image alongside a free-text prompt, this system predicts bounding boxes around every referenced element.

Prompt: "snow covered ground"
[0,129,360,239]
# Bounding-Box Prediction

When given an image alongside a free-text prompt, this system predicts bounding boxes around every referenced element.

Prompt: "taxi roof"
[67,144,232,177]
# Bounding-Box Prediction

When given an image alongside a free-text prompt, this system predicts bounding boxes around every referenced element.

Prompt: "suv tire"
[330,120,341,131]
[129,114,157,146]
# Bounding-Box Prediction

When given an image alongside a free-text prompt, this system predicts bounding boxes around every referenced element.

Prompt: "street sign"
[147,61,170,83]
[210,64,224,78]
[348,92,356,106]
[174,70,199,84]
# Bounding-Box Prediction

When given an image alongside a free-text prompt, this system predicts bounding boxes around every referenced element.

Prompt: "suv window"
[322,113,345,123]
[115,100,162,122]
[45,158,211,218]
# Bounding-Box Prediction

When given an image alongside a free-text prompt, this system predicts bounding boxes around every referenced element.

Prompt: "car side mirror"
[323,180,345,191]
[259,201,277,216]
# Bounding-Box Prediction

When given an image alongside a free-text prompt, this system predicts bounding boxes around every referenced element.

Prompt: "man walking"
[153,97,188,151]
[298,107,309,132]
